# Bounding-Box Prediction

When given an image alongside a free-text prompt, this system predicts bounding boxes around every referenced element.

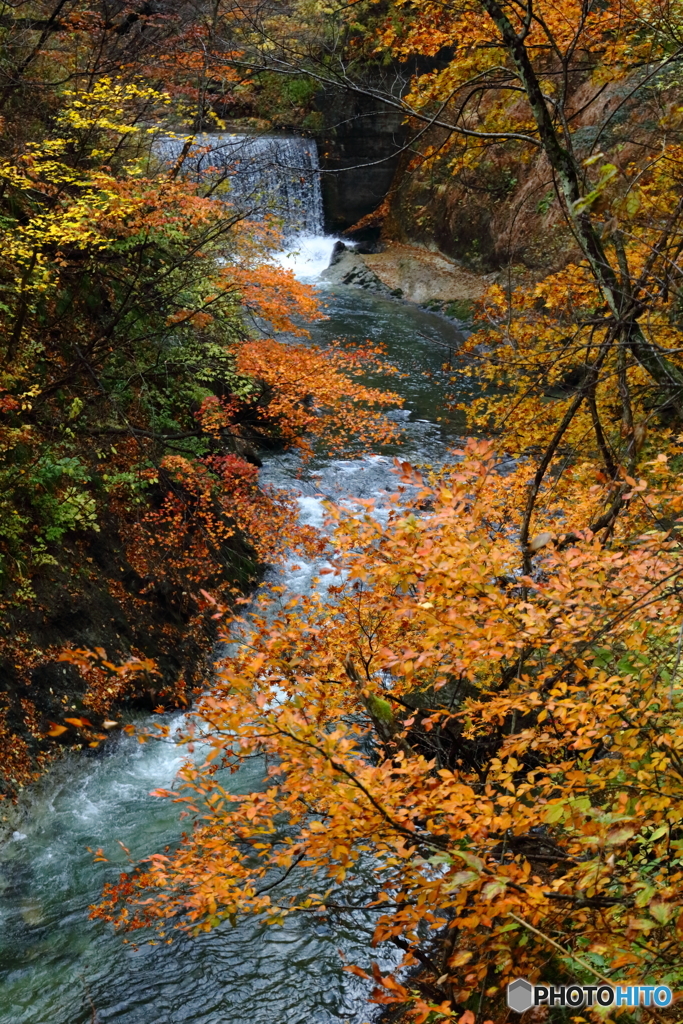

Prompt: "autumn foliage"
[0,3,400,790]
[92,442,683,1021]
[6,0,683,1021]
[78,0,683,1021]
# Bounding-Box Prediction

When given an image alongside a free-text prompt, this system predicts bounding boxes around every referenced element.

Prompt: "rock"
[328,240,347,266]
[315,55,455,233]
[362,244,490,305]
[234,437,263,467]
[320,241,491,308]
[315,90,407,232]
[348,235,384,255]
[320,250,390,293]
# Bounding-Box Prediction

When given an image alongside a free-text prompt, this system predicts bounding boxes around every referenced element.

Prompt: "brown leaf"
[529,531,553,551]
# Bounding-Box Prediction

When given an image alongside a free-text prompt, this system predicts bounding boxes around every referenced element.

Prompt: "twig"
[508,913,614,985]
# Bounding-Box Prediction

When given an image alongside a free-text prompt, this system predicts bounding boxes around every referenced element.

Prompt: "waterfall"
[154,133,324,238]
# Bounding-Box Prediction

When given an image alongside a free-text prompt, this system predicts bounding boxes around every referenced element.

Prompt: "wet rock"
[320,250,389,292]
[328,240,348,266]
[234,436,263,467]
[316,91,407,233]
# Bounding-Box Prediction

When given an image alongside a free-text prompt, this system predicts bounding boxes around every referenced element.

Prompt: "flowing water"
[0,136,475,1024]
[153,133,324,237]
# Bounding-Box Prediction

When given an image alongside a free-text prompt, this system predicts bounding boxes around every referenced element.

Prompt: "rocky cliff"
[315,86,407,234]
[324,72,666,289]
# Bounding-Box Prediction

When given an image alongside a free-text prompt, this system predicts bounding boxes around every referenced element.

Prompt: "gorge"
[0,134,468,1024]
[2,4,683,1022]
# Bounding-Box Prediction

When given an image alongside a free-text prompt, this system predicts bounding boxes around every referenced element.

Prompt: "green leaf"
[605,826,636,846]
[447,870,479,888]
[482,880,507,900]
[635,884,657,908]
[649,902,678,925]
[545,803,565,823]
[452,850,485,872]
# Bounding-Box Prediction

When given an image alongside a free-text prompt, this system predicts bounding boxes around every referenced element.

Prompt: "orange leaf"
[344,965,371,979]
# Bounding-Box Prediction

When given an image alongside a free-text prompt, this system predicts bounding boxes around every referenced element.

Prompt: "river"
[0,246,473,1024]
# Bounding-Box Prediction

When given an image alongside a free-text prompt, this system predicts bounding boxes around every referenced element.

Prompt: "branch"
[508,913,615,984]
[86,426,204,441]
[217,55,542,149]
[543,892,632,907]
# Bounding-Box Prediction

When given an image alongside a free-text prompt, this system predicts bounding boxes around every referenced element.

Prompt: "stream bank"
[321,240,492,317]
[0,278,473,1024]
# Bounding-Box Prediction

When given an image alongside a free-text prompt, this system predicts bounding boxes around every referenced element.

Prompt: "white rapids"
[0,134,473,1024]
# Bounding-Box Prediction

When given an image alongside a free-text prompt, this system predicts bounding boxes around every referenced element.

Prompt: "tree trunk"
[479,0,683,410]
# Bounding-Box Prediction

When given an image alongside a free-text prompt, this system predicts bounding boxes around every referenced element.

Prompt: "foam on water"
[296,493,327,527]
[274,233,349,281]
[0,225,477,1023]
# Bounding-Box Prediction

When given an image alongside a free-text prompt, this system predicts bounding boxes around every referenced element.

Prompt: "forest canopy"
[0,0,401,783]
[4,1,683,1022]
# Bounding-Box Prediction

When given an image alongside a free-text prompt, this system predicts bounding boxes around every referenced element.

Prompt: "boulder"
[320,250,390,292]
[328,240,348,266]
[362,244,490,304]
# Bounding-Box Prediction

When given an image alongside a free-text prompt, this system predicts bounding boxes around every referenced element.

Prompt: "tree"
[92,442,683,1022]
[128,0,683,536]
[87,1,683,1021]
[0,3,402,789]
